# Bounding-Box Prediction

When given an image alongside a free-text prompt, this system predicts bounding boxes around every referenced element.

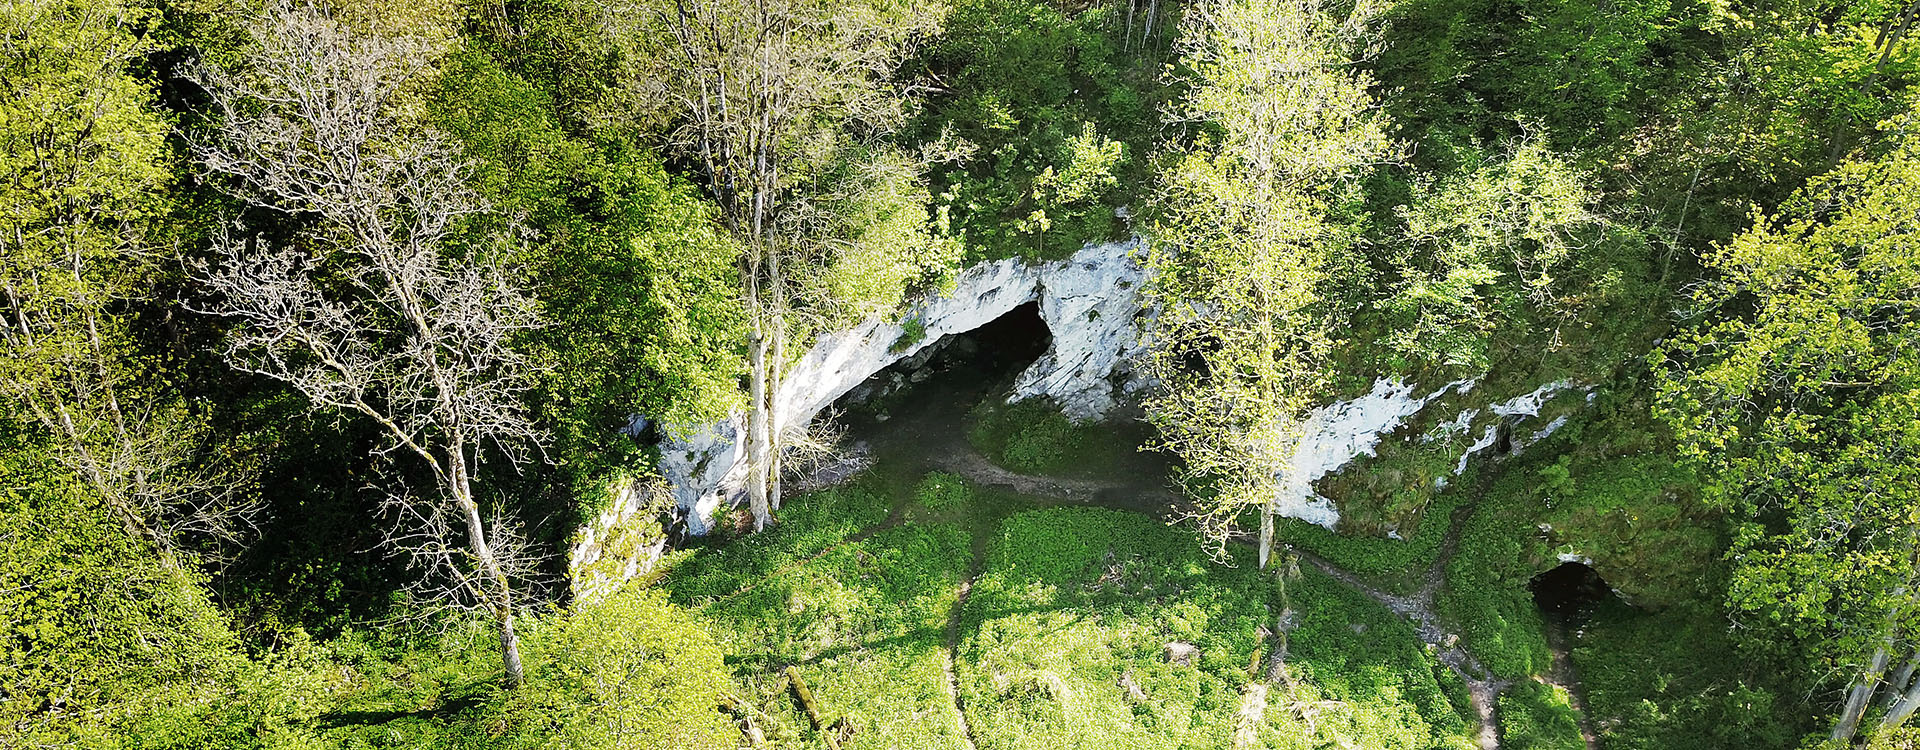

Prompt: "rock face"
[1010,241,1156,419]
[658,239,1150,535]
[1272,378,1476,528]
[1278,377,1591,529]
[614,233,1593,544]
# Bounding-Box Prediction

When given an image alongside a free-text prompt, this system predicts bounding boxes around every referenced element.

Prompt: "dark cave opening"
[921,299,1052,381]
[839,300,1053,411]
[1530,561,1617,626]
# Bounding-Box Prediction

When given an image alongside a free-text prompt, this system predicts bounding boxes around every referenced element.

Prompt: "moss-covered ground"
[662,467,1479,750]
[657,335,1820,749]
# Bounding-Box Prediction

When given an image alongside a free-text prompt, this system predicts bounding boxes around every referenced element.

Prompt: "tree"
[184,1,543,687]
[1380,136,1649,374]
[0,0,256,565]
[602,0,943,531]
[1142,0,1392,566]
[1654,113,1920,743]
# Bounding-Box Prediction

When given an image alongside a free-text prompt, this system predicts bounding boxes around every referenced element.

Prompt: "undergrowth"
[1497,680,1585,750]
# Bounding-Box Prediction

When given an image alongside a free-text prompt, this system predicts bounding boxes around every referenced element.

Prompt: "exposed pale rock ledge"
[659,239,1151,535]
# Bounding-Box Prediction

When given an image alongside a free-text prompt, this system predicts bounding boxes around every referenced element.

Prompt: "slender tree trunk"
[450,445,523,687]
[1833,0,1919,159]
[1258,500,1274,569]
[1881,657,1920,713]
[768,302,785,512]
[1834,644,1890,743]
[744,248,773,532]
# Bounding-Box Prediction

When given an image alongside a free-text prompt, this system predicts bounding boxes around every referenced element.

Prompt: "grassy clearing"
[664,461,1476,750]
[663,476,971,750]
[956,507,1476,750]
[664,478,899,607]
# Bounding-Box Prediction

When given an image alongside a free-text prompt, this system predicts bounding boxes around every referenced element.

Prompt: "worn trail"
[940,523,989,750]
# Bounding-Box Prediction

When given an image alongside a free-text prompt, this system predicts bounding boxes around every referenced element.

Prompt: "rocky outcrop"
[658,239,1150,536]
[599,232,1593,556]
[1273,378,1476,528]
[568,475,673,604]
[1282,377,1592,529]
[1010,241,1155,419]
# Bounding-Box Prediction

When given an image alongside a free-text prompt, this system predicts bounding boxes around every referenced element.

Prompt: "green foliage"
[891,317,929,353]
[665,477,899,606]
[0,432,243,744]
[960,508,1476,749]
[1372,0,1674,153]
[917,0,1158,261]
[808,146,966,324]
[1572,601,1805,750]
[1439,492,1556,680]
[968,398,1086,474]
[1497,680,1585,750]
[432,44,747,515]
[667,488,973,750]
[503,587,738,749]
[1654,114,1920,677]
[1380,140,1651,374]
[1141,0,1395,554]
[1274,491,1464,593]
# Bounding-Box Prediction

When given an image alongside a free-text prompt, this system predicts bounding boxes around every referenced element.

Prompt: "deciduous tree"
[1142,0,1392,566]
[1655,113,1920,743]
[0,0,256,565]
[185,1,542,687]
[602,0,944,530]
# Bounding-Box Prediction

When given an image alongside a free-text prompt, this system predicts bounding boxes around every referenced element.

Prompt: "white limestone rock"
[658,239,1147,535]
[1273,378,1472,529]
[1010,238,1152,420]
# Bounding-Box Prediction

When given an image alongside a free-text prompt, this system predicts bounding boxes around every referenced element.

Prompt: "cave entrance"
[1529,561,1617,626]
[840,300,1053,414]
[925,299,1052,382]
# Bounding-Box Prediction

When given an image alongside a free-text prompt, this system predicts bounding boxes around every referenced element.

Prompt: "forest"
[4,0,1920,747]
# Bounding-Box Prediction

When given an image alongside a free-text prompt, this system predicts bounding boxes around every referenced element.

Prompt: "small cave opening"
[1529,561,1617,626]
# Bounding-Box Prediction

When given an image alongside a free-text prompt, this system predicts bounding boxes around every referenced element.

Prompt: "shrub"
[1498,680,1585,750]
[968,398,1084,474]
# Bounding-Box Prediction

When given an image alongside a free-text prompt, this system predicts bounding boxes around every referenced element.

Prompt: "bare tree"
[183,1,543,687]
[602,0,939,531]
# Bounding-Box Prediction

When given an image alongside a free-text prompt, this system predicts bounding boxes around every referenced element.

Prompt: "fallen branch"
[785,665,842,749]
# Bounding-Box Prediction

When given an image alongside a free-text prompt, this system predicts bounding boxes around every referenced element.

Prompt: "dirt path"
[1542,621,1602,750]
[940,528,990,750]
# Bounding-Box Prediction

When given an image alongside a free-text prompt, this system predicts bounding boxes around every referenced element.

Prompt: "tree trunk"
[1834,644,1892,743]
[744,253,772,533]
[1881,657,1919,713]
[1258,501,1274,569]
[748,324,771,532]
[1886,666,1920,731]
[451,448,524,687]
[768,307,785,512]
